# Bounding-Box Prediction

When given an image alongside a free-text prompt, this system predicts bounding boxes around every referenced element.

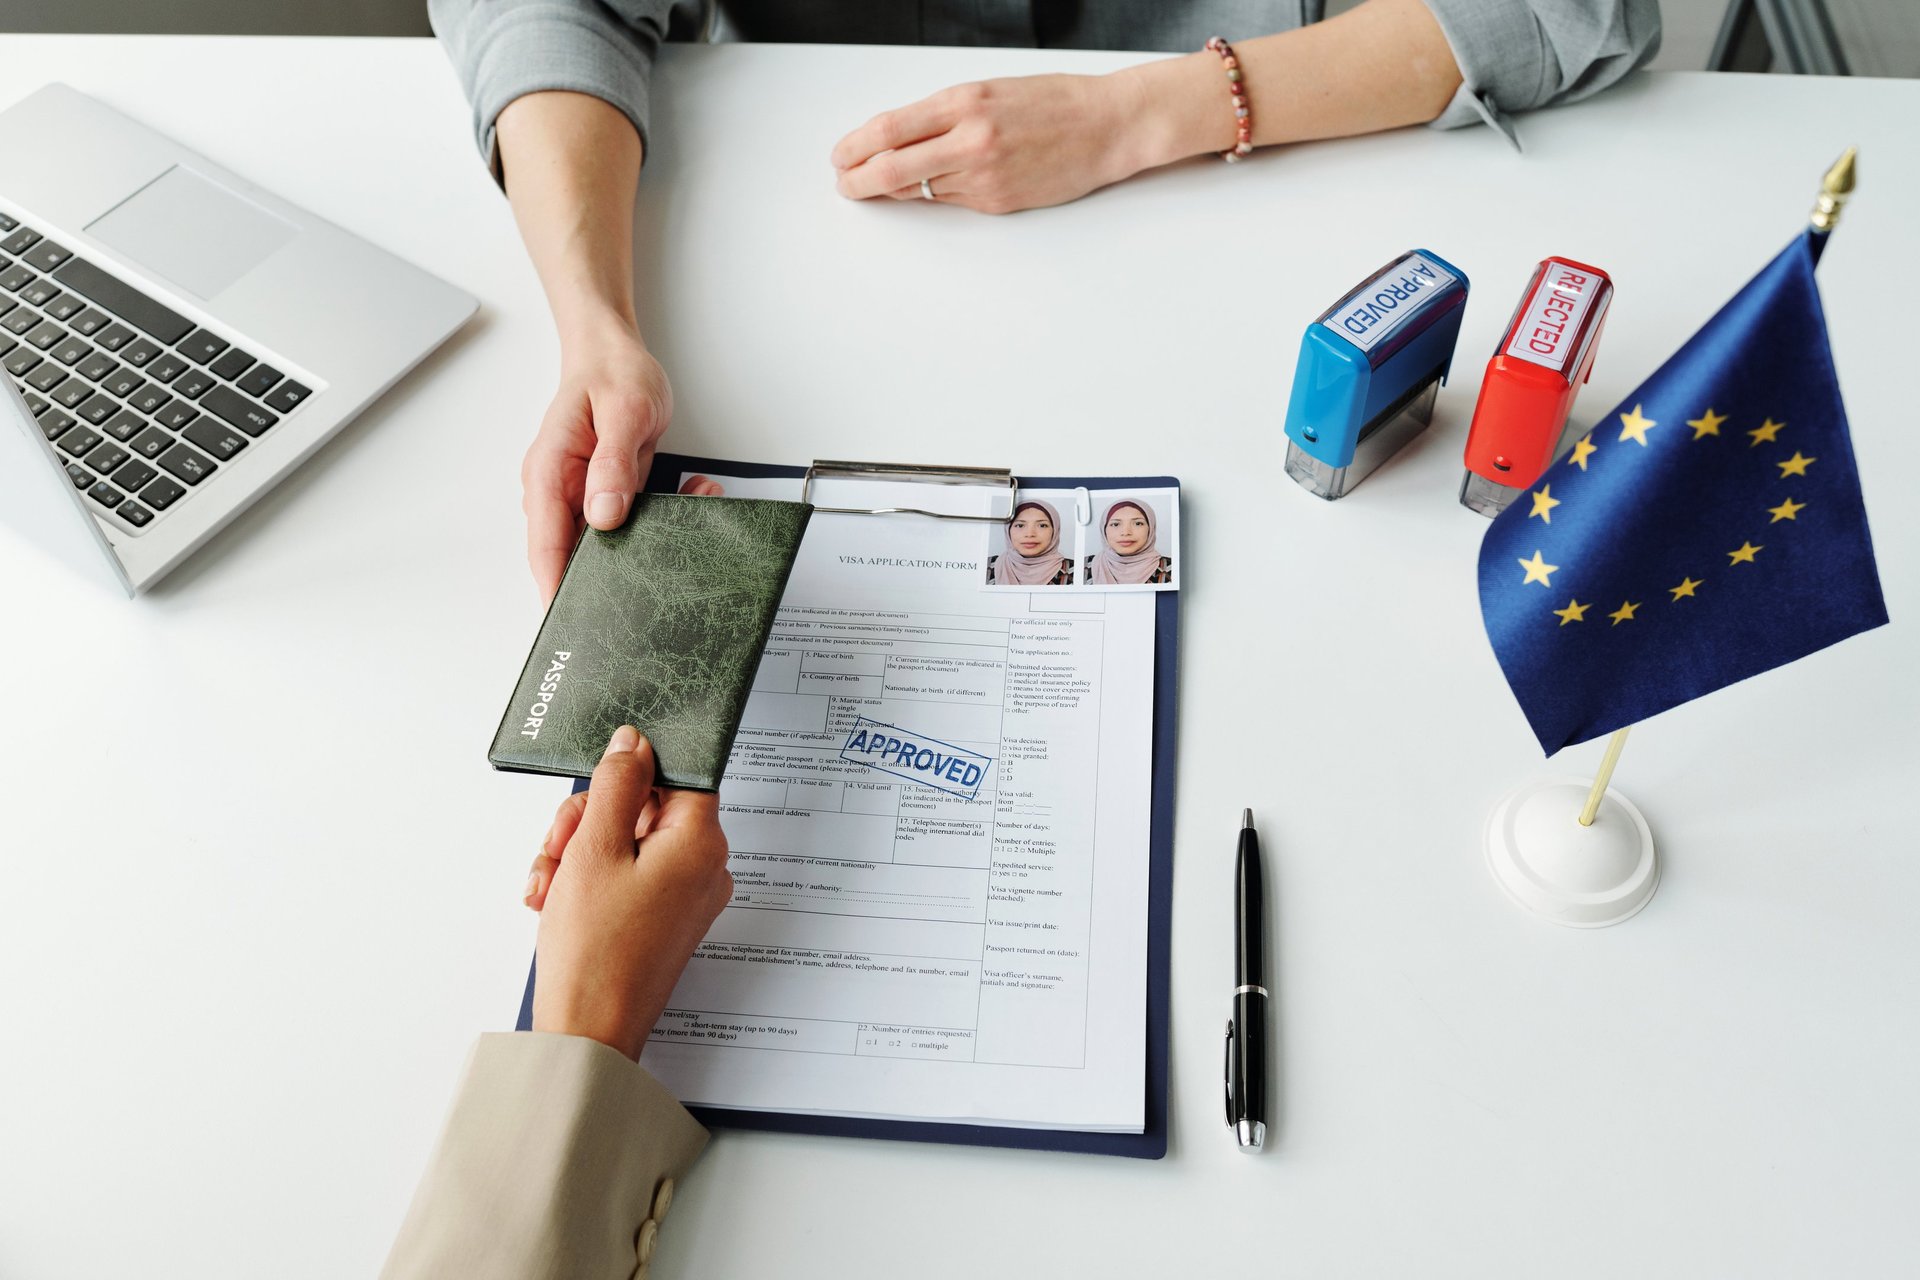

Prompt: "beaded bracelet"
[1203,36,1254,162]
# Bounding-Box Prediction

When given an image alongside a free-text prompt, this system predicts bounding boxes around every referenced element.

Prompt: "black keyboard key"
[25,319,63,350]
[102,409,146,442]
[129,425,173,459]
[87,481,125,509]
[52,258,195,345]
[39,408,75,440]
[141,476,186,510]
[174,368,214,399]
[20,278,58,307]
[0,213,16,232]
[200,383,279,437]
[3,346,39,376]
[183,418,248,460]
[83,441,130,474]
[236,363,283,397]
[117,501,153,528]
[76,393,118,425]
[129,385,171,415]
[209,347,254,380]
[52,380,93,410]
[25,393,50,417]
[0,263,34,292]
[77,351,118,382]
[177,328,228,365]
[111,458,157,492]
[64,462,93,489]
[103,374,144,404]
[70,307,108,336]
[146,352,187,382]
[46,293,85,321]
[22,240,70,272]
[24,361,67,392]
[94,322,133,351]
[0,332,12,357]
[50,334,91,366]
[157,442,216,485]
[120,337,161,366]
[1,306,37,335]
[0,226,41,255]
[155,402,198,431]
[56,424,102,457]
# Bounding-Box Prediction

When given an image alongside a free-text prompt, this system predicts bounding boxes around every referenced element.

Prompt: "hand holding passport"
[489,493,813,789]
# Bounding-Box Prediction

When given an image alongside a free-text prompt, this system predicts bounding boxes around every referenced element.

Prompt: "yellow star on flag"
[1617,404,1657,446]
[1687,408,1727,439]
[1777,452,1816,477]
[1609,601,1640,626]
[1529,486,1561,523]
[1568,434,1597,471]
[1669,576,1702,600]
[1748,418,1786,446]
[1728,542,1763,565]
[1552,599,1589,626]
[1768,496,1806,523]
[1517,550,1558,587]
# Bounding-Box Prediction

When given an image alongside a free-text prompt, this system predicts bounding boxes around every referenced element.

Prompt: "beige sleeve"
[382,1032,707,1280]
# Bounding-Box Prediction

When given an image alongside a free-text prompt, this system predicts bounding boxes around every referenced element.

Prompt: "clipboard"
[517,452,1179,1159]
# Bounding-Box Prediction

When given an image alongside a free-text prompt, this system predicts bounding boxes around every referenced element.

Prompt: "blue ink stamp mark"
[839,716,992,800]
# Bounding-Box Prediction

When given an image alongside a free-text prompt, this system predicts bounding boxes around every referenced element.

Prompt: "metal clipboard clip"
[801,459,1017,524]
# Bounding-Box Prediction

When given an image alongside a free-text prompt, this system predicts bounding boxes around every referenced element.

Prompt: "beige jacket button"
[652,1177,675,1222]
[635,1218,659,1266]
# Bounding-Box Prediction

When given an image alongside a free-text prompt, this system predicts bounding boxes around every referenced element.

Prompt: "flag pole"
[1808,147,1856,234]
[1577,727,1631,827]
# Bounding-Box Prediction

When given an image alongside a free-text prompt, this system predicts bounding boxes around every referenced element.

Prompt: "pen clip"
[1224,1018,1238,1127]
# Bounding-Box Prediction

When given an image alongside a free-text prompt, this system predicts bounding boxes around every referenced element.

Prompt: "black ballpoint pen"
[1225,808,1267,1149]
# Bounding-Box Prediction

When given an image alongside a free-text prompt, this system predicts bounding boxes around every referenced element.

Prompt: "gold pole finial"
[1810,147,1857,233]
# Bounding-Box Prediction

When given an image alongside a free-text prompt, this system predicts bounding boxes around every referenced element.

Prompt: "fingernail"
[604,724,639,757]
[523,871,540,903]
[586,492,626,526]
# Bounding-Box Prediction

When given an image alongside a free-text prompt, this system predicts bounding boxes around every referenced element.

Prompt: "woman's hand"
[830,73,1157,215]
[522,324,673,604]
[522,725,733,1061]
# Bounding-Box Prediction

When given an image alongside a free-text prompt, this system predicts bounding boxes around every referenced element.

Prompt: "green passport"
[488,494,813,789]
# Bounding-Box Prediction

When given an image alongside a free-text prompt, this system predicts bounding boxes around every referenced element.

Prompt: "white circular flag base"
[1484,777,1658,928]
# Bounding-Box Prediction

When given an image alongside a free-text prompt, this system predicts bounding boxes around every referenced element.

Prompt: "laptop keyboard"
[0,211,313,535]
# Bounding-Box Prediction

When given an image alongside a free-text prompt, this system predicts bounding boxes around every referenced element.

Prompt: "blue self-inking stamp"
[1283,249,1470,500]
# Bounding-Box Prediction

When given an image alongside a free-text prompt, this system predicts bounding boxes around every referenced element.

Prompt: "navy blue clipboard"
[516,453,1178,1159]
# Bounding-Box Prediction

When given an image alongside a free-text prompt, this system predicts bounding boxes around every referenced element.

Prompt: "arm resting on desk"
[383,1032,707,1280]
[1421,0,1662,135]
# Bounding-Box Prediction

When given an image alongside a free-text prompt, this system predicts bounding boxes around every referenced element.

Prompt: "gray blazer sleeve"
[1420,0,1662,139]
[428,0,677,181]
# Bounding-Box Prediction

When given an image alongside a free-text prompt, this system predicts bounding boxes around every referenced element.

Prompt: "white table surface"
[1,34,1916,1280]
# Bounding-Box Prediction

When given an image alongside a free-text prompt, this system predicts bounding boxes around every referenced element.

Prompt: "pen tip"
[1242,808,1253,830]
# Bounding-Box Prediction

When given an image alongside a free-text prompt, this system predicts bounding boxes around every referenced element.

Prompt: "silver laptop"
[0,83,476,594]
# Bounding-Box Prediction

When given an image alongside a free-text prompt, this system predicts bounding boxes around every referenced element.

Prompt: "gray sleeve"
[427,0,675,184]
[1420,0,1662,137]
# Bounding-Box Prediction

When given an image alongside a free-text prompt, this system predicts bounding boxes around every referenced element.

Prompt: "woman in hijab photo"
[987,499,1074,586]
[1086,498,1173,586]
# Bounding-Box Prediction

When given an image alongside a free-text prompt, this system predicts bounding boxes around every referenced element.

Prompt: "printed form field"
[655,605,1108,1070]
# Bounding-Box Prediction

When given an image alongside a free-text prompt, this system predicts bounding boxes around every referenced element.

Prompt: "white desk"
[1,35,1916,1279]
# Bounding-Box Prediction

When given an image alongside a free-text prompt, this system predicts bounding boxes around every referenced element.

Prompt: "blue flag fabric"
[1479,231,1888,754]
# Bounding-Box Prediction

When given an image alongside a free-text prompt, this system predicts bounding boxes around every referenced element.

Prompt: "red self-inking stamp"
[1459,258,1613,517]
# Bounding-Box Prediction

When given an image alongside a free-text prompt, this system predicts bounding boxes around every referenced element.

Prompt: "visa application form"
[639,471,1157,1131]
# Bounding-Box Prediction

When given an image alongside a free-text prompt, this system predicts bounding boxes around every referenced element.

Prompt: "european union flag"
[1480,230,1888,754]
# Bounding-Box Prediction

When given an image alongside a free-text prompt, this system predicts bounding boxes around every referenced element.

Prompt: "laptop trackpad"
[85,165,296,301]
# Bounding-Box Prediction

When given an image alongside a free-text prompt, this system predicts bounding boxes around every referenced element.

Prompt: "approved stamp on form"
[839,716,993,800]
